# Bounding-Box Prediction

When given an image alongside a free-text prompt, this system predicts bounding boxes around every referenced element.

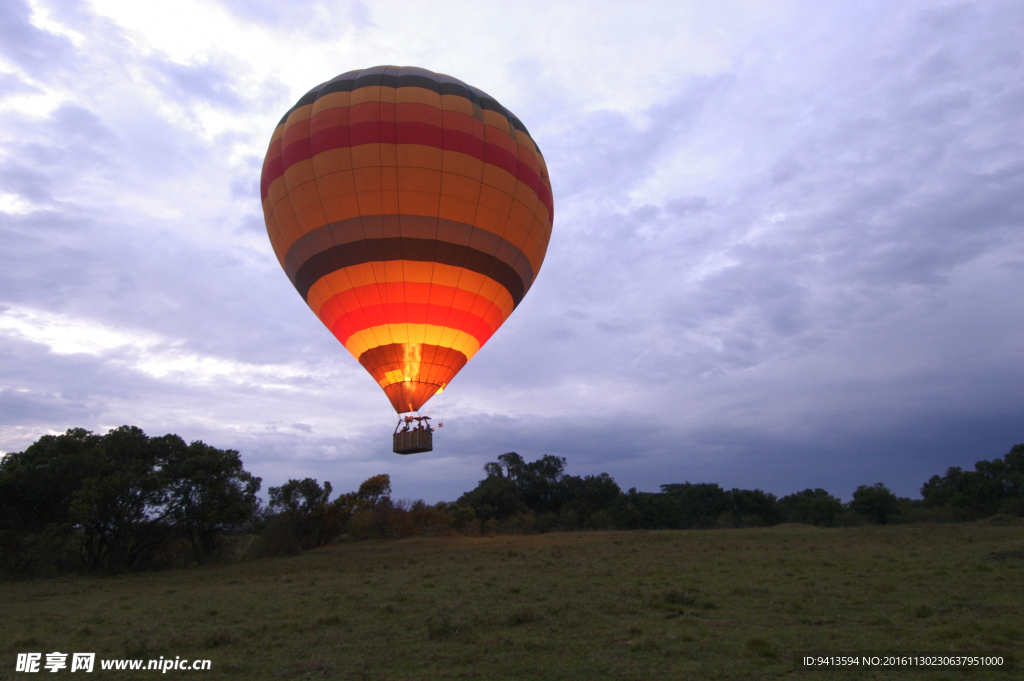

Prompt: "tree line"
[450,447,1023,532]
[1,426,1021,575]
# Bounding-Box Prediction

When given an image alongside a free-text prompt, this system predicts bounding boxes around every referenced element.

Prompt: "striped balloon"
[261,66,553,414]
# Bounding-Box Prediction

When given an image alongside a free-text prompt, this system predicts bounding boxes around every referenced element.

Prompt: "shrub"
[742,514,767,527]
[253,515,302,557]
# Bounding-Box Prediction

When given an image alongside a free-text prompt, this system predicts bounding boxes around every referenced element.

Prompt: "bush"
[998,497,1024,517]
[557,507,579,531]
[449,505,476,531]
[834,510,867,527]
[345,499,454,540]
[409,500,455,533]
[715,512,739,529]
[0,526,81,577]
[482,512,536,535]
[742,514,767,528]
[254,515,302,557]
[586,510,615,530]
[535,512,561,533]
[896,505,956,524]
[348,508,391,540]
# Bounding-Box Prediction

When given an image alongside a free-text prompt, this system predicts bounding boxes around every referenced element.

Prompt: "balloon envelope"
[261,66,553,413]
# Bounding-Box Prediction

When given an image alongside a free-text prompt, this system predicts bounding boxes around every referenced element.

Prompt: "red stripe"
[484,143,518,179]
[441,129,485,159]
[538,181,553,220]
[516,163,539,198]
[261,154,282,200]
[309,121,498,160]
[397,121,442,147]
[349,101,395,125]
[352,120,396,146]
[281,138,311,171]
[262,106,553,218]
[279,119,312,181]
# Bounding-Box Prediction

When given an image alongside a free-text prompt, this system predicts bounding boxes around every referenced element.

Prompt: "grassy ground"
[3,522,1022,680]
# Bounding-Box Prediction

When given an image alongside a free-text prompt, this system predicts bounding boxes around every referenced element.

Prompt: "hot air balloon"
[260,66,553,453]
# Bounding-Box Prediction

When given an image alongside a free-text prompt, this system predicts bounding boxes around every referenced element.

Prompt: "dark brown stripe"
[358,343,468,385]
[384,381,445,414]
[284,215,535,294]
[277,66,536,148]
[293,235,527,308]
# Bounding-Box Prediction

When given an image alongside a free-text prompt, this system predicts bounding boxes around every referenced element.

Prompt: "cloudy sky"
[2,0,1022,503]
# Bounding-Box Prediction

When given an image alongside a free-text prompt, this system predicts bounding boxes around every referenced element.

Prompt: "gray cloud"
[2,1,1022,507]
[150,58,249,111]
[0,71,40,97]
[0,0,74,77]
[213,0,373,34]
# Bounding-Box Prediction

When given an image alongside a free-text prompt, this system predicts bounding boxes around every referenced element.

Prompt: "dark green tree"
[661,482,731,528]
[609,488,647,529]
[484,452,527,480]
[561,473,622,526]
[850,482,900,524]
[354,474,392,509]
[163,438,262,564]
[2,426,263,572]
[0,428,103,573]
[515,455,568,514]
[729,488,780,527]
[267,478,341,550]
[921,444,1024,519]
[458,453,575,520]
[777,488,845,526]
[0,428,102,536]
[455,474,526,521]
[68,426,171,569]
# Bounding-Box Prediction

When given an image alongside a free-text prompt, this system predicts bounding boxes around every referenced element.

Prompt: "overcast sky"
[2,0,1022,503]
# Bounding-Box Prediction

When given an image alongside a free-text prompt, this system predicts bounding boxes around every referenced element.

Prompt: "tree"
[267,478,336,550]
[458,453,574,520]
[561,473,622,527]
[850,483,900,524]
[455,474,526,521]
[515,455,568,514]
[68,426,171,569]
[0,428,102,535]
[163,438,262,564]
[355,474,392,510]
[729,488,780,527]
[777,488,845,526]
[921,444,1024,519]
[2,426,264,573]
[485,452,527,480]
[0,428,103,573]
[661,483,731,528]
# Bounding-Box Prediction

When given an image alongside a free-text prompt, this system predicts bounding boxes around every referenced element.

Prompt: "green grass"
[3,523,1022,680]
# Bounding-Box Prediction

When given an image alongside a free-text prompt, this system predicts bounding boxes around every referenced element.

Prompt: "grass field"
[3,522,1022,680]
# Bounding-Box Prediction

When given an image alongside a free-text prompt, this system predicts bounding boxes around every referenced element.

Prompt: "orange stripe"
[343,324,481,359]
[326,301,496,349]
[304,263,515,322]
